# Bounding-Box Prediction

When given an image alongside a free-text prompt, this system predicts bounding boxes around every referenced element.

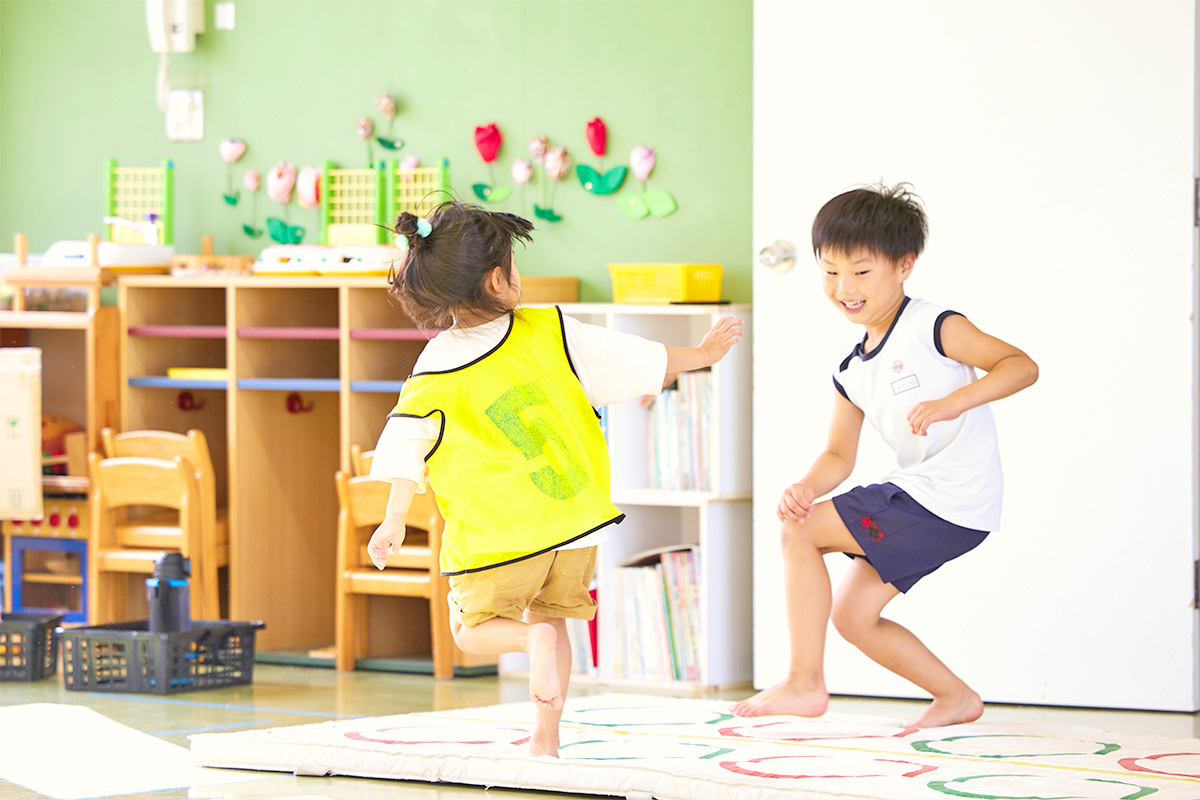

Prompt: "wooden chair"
[99,428,228,619]
[87,452,208,625]
[349,444,373,477]
[334,469,455,678]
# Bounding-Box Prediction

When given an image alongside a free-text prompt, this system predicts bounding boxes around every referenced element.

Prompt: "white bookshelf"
[506,302,753,690]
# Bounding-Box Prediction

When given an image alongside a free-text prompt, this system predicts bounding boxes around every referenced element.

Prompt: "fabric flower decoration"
[296,166,321,210]
[630,146,656,181]
[585,118,607,158]
[474,123,502,164]
[472,123,510,204]
[374,93,403,151]
[511,159,532,185]
[219,138,247,163]
[544,147,571,181]
[620,146,676,221]
[529,136,548,164]
[266,162,296,205]
[400,154,420,170]
[242,170,262,238]
[375,93,396,121]
[357,117,376,166]
[219,138,247,205]
[577,117,626,195]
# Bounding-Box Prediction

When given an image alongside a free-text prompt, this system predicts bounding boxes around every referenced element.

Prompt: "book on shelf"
[611,544,701,682]
[566,586,599,677]
[646,371,713,492]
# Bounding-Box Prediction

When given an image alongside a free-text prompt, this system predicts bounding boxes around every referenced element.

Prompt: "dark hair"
[387,201,534,329]
[811,182,927,262]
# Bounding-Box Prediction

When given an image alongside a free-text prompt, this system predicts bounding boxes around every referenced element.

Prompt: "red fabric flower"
[585,117,607,158]
[474,123,502,164]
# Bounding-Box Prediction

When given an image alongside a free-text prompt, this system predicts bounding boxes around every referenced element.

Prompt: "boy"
[733,184,1037,727]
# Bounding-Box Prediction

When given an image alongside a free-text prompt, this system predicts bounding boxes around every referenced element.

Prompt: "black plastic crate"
[59,620,264,694]
[0,613,63,681]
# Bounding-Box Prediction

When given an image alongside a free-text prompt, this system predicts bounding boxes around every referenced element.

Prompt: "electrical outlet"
[214,1,235,30]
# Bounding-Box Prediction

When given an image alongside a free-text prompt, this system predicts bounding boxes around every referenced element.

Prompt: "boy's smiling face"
[820,246,913,337]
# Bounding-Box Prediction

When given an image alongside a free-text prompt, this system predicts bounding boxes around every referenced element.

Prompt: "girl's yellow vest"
[390,307,624,575]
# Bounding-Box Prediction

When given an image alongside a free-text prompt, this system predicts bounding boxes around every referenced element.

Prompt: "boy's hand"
[778,482,817,522]
[907,396,964,436]
[700,316,744,366]
[367,520,407,569]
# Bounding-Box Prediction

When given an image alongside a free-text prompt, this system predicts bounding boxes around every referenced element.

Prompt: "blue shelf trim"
[237,378,340,392]
[349,380,405,393]
[128,377,227,390]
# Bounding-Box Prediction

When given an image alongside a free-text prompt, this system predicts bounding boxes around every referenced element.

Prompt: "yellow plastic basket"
[608,263,723,304]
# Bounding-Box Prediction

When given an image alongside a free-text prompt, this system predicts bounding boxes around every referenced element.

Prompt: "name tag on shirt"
[892,374,920,395]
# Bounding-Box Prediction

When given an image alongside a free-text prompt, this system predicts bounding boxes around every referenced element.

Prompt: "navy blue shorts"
[831,482,989,593]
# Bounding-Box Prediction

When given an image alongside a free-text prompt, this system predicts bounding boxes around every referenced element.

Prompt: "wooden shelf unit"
[119,278,753,686]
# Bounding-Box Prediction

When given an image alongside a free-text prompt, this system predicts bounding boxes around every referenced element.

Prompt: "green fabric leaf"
[577,164,601,192]
[645,189,677,217]
[266,217,305,244]
[533,204,563,222]
[242,224,263,238]
[619,193,650,220]
[595,166,627,195]
[472,183,492,201]
[484,186,512,203]
[376,137,404,151]
[222,192,240,206]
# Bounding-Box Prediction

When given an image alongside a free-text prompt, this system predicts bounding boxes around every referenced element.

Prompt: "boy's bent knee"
[830,600,878,644]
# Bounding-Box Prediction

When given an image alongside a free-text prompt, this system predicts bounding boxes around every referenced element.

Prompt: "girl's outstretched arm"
[907,315,1038,436]
[662,315,744,383]
[367,477,418,569]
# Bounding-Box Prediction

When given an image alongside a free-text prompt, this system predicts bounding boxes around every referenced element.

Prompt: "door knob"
[758,240,797,274]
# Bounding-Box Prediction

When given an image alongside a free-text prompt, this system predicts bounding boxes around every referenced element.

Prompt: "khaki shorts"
[449,547,597,628]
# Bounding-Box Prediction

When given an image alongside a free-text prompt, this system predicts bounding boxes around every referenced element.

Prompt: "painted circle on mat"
[346,725,529,746]
[720,754,937,780]
[720,719,916,742]
[912,734,1119,758]
[1118,751,1200,778]
[564,706,732,727]
[928,774,1157,800]
[560,738,734,761]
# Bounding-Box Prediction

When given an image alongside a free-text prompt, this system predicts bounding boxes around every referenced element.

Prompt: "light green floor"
[2,664,1199,799]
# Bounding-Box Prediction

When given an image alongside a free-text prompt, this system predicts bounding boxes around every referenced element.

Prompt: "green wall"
[0,0,751,302]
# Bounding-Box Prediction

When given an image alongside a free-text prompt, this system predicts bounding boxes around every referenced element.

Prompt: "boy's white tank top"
[832,297,1003,532]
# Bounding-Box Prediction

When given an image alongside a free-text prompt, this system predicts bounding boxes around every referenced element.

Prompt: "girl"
[367,201,743,757]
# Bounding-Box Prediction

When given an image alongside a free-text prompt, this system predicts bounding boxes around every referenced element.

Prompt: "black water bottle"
[146,552,191,632]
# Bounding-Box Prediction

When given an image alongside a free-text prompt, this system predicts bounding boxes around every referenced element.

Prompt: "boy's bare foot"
[528,728,560,758]
[912,688,984,728]
[731,680,829,718]
[527,623,564,712]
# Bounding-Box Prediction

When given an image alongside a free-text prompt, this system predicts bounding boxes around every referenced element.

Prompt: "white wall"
[752,0,1198,710]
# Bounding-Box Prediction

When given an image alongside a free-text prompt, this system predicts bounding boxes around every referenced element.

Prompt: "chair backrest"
[101,427,219,525]
[349,444,374,477]
[88,452,201,556]
[334,470,443,571]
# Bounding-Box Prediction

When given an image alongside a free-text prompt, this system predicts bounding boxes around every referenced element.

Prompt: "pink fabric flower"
[544,147,571,181]
[400,154,420,170]
[266,162,297,205]
[529,136,548,164]
[243,170,260,192]
[296,166,321,210]
[474,123,502,164]
[375,92,397,121]
[630,146,656,181]
[356,117,374,140]
[219,138,246,164]
[585,118,607,158]
[511,159,532,185]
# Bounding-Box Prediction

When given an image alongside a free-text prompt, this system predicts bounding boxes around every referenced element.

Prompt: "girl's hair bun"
[393,212,423,251]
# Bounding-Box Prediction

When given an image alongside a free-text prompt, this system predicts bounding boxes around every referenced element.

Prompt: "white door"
[752,0,1198,711]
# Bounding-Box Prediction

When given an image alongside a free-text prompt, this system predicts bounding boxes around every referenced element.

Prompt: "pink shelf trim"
[349,328,440,341]
[127,325,226,338]
[237,327,340,340]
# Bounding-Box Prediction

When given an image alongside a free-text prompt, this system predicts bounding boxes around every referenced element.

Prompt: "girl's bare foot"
[731,680,829,718]
[912,688,984,728]
[527,623,563,711]
[529,728,560,758]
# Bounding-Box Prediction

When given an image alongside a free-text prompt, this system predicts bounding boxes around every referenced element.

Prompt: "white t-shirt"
[370,308,669,547]
[832,297,1003,532]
